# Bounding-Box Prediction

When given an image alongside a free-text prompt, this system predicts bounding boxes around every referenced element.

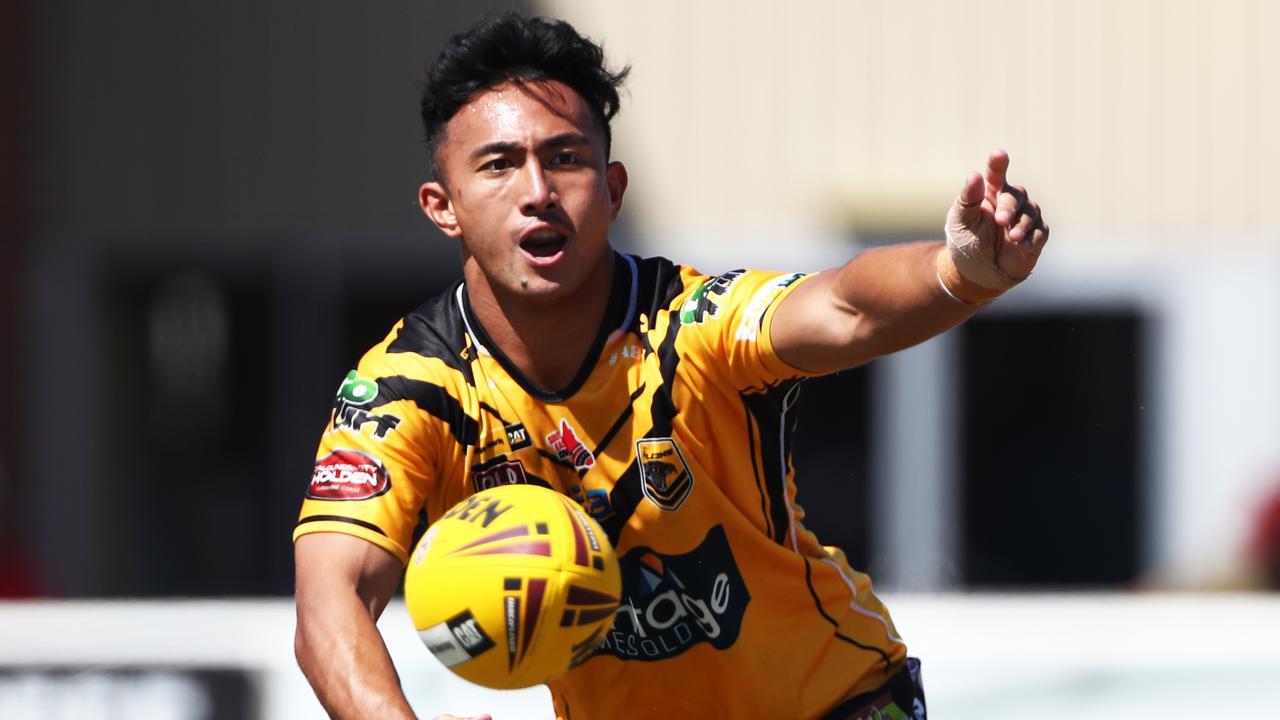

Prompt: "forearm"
[296,588,418,720]
[294,534,418,720]
[829,240,995,356]
[774,241,999,373]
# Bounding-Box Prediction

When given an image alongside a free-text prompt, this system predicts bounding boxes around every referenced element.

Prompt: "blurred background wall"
[6,0,1280,599]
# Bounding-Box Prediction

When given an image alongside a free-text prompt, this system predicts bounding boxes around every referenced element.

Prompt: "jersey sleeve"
[674,267,824,390]
[293,324,443,564]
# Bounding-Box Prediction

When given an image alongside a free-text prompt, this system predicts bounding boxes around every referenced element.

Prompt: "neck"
[464,252,618,393]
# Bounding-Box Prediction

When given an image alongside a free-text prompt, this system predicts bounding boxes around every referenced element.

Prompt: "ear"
[420,181,463,238]
[606,161,628,220]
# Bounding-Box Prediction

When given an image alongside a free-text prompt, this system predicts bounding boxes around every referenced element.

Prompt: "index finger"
[984,148,1010,205]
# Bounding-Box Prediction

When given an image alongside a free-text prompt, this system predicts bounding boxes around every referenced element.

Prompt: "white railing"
[1,594,1277,719]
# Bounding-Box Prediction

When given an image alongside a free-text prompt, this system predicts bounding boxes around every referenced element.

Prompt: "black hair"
[420,13,630,182]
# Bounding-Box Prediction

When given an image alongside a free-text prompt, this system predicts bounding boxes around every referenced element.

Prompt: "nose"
[519,161,557,215]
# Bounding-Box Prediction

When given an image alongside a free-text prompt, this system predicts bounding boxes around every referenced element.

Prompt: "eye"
[481,158,512,173]
[550,152,579,167]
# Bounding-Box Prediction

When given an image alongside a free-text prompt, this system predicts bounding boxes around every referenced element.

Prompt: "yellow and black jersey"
[295,253,908,719]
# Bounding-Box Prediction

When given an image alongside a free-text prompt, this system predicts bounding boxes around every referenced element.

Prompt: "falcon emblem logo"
[547,418,596,472]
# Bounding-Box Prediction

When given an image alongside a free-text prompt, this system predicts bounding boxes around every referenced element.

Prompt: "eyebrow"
[467,133,593,163]
[540,132,592,150]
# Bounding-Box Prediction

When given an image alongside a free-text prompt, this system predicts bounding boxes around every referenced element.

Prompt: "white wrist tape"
[944,220,1022,291]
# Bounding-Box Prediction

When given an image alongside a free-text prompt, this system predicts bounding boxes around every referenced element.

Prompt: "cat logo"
[635,438,694,512]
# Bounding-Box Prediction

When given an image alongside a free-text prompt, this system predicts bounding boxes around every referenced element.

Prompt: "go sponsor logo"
[330,370,402,440]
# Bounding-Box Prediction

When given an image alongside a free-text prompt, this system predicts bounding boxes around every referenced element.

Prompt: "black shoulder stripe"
[376,375,479,447]
[601,301,685,545]
[601,463,645,547]
[651,303,683,427]
[632,255,686,331]
[297,515,388,537]
[386,285,475,385]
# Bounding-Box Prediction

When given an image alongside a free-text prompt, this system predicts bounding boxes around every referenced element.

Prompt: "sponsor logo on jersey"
[472,458,530,493]
[505,423,532,451]
[419,609,496,668]
[547,418,595,472]
[735,272,805,342]
[597,525,749,661]
[568,483,615,523]
[329,370,401,440]
[636,438,694,511]
[678,269,745,325]
[337,369,378,404]
[308,449,391,501]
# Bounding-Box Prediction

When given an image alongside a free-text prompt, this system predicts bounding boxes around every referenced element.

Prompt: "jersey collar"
[456,252,639,403]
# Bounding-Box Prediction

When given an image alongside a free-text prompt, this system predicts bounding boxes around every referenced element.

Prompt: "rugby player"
[294,13,1048,720]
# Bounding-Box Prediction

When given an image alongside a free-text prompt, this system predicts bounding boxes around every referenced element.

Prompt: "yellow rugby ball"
[405,484,621,689]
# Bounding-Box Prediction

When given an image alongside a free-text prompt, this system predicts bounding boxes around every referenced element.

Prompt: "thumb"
[949,172,986,229]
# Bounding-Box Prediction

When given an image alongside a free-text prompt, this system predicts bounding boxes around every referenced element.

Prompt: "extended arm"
[772,150,1048,373]
[295,533,419,720]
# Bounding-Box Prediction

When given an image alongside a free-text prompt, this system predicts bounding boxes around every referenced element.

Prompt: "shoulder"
[379,282,472,378]
[341,283,479,446]
[628,254,715,323]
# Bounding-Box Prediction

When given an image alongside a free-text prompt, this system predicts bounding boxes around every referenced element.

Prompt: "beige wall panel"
[542,0,1278,246]
[1261,0,1280,224]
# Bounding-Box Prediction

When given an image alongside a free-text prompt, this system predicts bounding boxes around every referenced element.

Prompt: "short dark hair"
[420,13,630,181]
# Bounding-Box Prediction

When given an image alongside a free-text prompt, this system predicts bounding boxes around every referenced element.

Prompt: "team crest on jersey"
[547,419,595,472]
[636,438,694,512]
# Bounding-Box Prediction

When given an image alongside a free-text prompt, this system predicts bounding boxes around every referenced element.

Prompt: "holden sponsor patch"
[308,449,391,501]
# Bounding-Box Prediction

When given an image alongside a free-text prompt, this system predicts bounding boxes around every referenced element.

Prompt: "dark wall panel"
[961,312,1145,587]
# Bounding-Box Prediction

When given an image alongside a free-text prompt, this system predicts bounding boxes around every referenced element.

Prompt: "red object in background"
[0,540,44,598]
[1247,483,1280,589]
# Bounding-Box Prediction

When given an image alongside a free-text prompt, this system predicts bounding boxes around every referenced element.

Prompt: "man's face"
[420,80,627,304]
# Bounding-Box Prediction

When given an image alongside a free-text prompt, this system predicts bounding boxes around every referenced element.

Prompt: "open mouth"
[519,230,567,260]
